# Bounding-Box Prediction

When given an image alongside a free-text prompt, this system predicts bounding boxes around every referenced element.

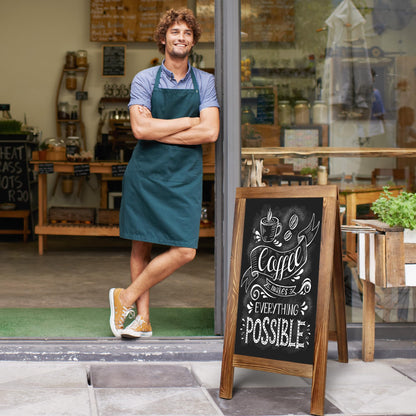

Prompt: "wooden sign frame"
[220,186,348,416]
[102,45,126,77]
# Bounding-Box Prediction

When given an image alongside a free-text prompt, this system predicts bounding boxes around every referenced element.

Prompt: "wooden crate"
[49,206,95,224]
[96,209,119,225]
[356,219,416,287]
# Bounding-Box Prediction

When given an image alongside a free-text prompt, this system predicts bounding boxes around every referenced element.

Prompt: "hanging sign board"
[0,141,31,209]
[102,45,126,77]
[91,0,187,42]
[220,186,347,416]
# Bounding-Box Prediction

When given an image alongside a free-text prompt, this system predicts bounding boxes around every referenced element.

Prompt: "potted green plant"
[371,186,416,242]
[38,141,49,160]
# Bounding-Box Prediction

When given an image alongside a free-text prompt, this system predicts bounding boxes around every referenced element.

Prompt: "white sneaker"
[121,315,153,338]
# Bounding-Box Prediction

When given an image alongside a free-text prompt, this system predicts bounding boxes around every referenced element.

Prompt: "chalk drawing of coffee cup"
[260,209,281,242]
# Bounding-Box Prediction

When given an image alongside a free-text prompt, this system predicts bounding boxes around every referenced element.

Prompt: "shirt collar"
[161,60,192,83]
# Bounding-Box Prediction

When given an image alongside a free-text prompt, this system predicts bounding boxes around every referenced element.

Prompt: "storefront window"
[240,0,416,324]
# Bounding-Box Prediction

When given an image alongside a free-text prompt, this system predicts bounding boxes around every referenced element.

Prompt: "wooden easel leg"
[310,197,339,416]
[219,359,235,399]
[362,280,375,362]
[332,206,348,363]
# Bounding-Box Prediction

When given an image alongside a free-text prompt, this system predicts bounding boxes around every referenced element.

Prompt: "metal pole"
[214,0,241,335]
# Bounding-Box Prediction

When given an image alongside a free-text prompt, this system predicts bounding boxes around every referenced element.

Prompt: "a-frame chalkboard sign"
[220,185,348,416]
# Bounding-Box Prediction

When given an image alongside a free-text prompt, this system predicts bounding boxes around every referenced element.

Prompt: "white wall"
[0,0,214,206]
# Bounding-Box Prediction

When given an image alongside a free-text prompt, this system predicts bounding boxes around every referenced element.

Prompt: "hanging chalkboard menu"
[91,0,187,42]
[102,45,126,76]
[91,0,293,43]
[241,0,295,43]
[220,186,347,416]
[0,140,31,210]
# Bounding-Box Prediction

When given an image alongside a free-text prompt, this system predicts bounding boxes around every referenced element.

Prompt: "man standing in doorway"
[109,8,220,338]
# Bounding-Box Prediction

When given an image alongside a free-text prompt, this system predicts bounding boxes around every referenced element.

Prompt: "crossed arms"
[129,104,219,145]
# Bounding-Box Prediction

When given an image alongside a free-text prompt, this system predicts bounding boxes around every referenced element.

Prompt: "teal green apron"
[120,66,202,248]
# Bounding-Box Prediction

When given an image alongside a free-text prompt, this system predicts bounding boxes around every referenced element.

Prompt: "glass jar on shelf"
[65,51,76,69]
[278,100,292,125]
[58,102,70,120]
[66,136,81,159]
[294,100,310,125]
[65,72,77,90]
[312,100,328,124]
[66,122,77,137]
[76,50,88,68]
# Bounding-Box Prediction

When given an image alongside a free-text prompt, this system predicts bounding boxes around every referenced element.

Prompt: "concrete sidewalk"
[0,358,415,415]
[0,338,415,415]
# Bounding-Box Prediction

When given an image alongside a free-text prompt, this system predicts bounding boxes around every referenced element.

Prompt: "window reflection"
[240,0,416,324]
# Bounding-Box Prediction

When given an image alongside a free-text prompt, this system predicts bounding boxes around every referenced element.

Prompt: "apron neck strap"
[154,64,197,90]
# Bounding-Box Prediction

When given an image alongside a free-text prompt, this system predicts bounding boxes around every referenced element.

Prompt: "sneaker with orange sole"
[109,288,135,338]
[121,315,153,338]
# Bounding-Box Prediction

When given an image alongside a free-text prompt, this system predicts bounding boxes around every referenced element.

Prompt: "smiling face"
[162,22,195,59]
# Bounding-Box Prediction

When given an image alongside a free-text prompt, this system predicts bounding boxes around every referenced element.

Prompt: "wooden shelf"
[35,223,213,238]
[241,147,416,159]
[35,223,119,237]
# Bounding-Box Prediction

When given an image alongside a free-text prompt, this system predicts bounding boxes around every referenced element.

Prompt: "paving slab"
[0,388,91,416]
[325,359,416,387]
[389,357,416,382]
[191,361,309,389]
[325,359,416,414]
[90,362,199,388]
[0,362,88,389]
[208,387,341,416]
[95,387,221,416]
[326,383,416,415]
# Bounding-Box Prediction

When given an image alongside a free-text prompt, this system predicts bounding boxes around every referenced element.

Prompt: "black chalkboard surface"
[102,45,126,77]
[220,186,347,416]
[0,141,30,209]
[235,197,322,365]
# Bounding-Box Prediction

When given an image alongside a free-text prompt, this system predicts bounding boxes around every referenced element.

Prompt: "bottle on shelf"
[70,105,78,120]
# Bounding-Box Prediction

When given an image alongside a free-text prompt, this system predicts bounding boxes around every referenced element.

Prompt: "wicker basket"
[96,209,120,225]
[49,206,95,223]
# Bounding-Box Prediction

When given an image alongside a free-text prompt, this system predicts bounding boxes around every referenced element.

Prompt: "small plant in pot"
[38,141,49,160]
[371,186,416,242]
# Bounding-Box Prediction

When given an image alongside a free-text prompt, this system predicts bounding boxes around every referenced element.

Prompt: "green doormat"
[0,308,214,338]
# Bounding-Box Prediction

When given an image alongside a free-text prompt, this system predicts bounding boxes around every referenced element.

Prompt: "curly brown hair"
[154,8,202,55]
